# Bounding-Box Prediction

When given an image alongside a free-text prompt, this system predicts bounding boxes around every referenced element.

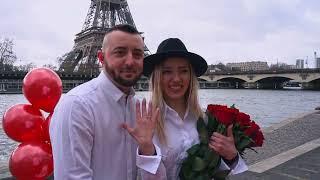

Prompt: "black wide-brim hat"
[143,38,208,77]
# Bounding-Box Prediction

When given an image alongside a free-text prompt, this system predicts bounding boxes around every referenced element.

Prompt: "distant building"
[207,66,222,73]
[270,63,296,70]
[316,58,320,68]
[286,65,297,69]
[226,61,269,72]
[314,52,320,68]
[206,63,230,73]
[296,59,304,69]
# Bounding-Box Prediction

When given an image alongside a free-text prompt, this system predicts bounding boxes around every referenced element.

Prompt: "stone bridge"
[199,69,320,89]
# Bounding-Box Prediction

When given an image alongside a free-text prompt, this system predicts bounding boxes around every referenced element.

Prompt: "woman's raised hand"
[122,98,160,155]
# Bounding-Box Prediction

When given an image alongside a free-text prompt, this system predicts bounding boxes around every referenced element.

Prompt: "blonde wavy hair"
[149,60,203,145]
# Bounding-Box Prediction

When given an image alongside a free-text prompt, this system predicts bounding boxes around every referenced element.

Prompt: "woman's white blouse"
[139,104,248,180]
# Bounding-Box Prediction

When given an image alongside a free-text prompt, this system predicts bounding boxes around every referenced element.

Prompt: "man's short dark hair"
[102,24,142,52]
[106,24,140,35]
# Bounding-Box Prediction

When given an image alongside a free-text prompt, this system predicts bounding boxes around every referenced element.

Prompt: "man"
[50,24,161,180]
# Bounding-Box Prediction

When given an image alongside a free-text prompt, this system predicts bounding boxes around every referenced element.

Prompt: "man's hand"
[209,125,237,161]
[122,98,159,155]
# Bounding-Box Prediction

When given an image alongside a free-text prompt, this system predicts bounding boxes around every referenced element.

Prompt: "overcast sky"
[1,0,320,67]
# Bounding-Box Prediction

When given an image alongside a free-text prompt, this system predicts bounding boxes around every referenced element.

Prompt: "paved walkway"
[230,110,320,180]
[1,111,320,179]
[230,147,320,180]
[0,161,9,180]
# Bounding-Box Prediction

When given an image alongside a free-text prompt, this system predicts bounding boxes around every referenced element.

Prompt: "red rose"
[235,112,251,127]
[207,104,239,126]
[252,130,264,147]
[204,103,265,166]
[207,104,228,115]
[244,121,264,147]
[229,107,239,115]
[244,121,260,136]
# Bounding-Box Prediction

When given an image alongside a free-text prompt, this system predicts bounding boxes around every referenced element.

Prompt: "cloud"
[1,0,320,67]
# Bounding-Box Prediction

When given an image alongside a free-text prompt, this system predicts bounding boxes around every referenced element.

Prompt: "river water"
[1,89,320,161]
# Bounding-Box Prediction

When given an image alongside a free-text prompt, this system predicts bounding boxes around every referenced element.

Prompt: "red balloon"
[42,114,52,143]
[2,104,44,142]
[9,142,53,179]
[23,68,62,113]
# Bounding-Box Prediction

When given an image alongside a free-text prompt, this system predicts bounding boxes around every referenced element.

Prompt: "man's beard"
[114,73,141,87]
[104,65,141,87]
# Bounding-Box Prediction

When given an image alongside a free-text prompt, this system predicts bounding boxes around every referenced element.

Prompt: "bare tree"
[43,63,57,71]
[0,38,17,71]
[14,62,36,72]
[56,55,66,70]
[270,62,293,70]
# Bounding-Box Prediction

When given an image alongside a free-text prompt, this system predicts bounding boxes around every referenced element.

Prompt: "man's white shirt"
[50,71,161,180]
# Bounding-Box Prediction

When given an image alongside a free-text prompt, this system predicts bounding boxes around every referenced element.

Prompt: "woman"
[125,38,248,179]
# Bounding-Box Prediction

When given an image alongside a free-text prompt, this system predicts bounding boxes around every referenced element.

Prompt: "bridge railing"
[204,68,320,76]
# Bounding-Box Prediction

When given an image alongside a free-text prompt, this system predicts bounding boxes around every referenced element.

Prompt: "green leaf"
[213,170,231,180]
[203,148,219,165]
[194,174,210,180]
[180,162,193,179]
[217,124,226,135]
[192,157,207,171]
[187,144,200,156]
[207,113,218,136]
[237,136,253,151]
[203,149,213,162]
[208,152,220,169]
[234,123,241,130]
[234,130,244,146]
[199,145,209,157]
[197,118,208,144]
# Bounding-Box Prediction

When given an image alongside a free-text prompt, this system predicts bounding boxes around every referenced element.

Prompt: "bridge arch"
[255,76,293,89]
[215,77,247,82]
[215,77,247,89]
[307,77,320,82]
[198,78,208,82]
[303,78,320,90]
[254,75,293,82]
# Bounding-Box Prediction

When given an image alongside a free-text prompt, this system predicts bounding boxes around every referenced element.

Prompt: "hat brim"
[143,51,208,77]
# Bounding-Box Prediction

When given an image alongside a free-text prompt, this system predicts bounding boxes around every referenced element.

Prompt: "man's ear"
[97,50,104,64]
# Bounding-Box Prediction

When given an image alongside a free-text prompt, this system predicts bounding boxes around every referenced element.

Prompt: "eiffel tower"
[59,0,149,74]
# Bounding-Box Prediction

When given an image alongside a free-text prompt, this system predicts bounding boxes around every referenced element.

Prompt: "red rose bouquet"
[179,104,264,180]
